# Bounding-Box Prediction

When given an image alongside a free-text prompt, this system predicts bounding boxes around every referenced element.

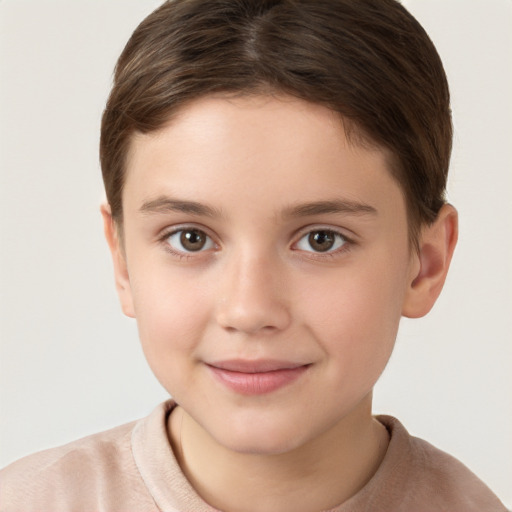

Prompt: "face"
[114,95,419,455]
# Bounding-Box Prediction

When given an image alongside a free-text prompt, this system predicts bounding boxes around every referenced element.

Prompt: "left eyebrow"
[282,199,378,218]
[139,196,222,218]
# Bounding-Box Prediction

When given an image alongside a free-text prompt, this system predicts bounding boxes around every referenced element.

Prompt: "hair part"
[100,0,452,246]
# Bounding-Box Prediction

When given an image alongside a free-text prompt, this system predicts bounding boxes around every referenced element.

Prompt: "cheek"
[299,258,407,375]
[129,266,212,365]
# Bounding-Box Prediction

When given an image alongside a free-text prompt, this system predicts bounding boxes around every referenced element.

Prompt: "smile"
[206,359,311,395]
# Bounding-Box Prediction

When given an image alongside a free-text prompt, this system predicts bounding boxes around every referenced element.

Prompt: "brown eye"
[167,228,214,253]
[180,229,206,251]
[308,231,335,252]
[295,229,347,253]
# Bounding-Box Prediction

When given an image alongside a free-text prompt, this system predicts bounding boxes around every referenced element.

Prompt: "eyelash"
[158,225,354,260]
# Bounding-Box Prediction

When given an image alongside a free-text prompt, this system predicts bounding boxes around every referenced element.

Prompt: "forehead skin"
[123,95,404,236]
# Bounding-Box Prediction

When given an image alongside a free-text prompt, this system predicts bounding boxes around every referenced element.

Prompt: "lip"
[207,359,310,395]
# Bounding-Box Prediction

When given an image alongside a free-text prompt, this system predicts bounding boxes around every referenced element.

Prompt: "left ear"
[402,204,458,318]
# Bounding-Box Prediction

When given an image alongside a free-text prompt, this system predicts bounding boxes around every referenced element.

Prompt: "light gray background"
[1,0,511,505]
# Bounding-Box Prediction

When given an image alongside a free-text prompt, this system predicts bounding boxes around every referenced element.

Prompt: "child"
[1,0,508,510]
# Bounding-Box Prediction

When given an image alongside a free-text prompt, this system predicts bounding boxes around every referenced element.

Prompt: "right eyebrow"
[139,196,222,218]
[282,199,378,219]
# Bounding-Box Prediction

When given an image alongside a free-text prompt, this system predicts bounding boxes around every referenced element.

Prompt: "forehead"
[129,94,351,161]
[122,94,404,222]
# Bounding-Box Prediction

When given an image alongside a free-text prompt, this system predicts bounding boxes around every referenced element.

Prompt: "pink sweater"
[0,401,507,511]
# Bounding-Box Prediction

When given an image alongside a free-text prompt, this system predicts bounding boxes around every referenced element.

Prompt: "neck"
[168,395,388,512]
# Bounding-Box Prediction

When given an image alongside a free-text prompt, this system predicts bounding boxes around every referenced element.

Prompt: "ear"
[100,204,135,318]
[402,204,458,318]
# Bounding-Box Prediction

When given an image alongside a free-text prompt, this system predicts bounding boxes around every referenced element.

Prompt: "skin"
[102,95,458,512]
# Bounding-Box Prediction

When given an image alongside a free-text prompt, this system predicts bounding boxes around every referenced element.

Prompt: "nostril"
[217,304,291,334]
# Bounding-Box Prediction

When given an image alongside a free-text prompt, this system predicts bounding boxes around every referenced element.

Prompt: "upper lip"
[207,359,309,373]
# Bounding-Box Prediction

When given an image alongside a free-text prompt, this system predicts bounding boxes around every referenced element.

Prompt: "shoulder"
[0,414,159,511]
[376,415,508,512]
[1,418,135,478]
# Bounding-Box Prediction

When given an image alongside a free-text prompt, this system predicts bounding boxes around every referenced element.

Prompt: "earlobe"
[100,204,136,318]
[402,204,458,318]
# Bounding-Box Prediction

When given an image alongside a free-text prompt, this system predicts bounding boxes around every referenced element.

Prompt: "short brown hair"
[100,0,452,242]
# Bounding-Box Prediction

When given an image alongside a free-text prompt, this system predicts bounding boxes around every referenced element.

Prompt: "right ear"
[100,204,135,318]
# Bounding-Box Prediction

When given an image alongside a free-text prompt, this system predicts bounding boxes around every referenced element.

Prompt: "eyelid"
[158,221,217,238]
[292,224,355,243]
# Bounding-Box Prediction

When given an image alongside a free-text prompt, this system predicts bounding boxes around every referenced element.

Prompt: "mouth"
[206,359,311,395]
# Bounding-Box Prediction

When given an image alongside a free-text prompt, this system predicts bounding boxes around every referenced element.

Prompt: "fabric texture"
[0,400,507,512]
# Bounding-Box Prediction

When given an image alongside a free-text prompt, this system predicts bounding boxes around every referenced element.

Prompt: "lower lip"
[208,365,309,395]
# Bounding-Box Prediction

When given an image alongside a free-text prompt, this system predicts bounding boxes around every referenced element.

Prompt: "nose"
[215,253,291,335]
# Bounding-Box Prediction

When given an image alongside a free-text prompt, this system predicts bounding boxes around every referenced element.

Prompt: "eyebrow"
[282,199,378,218]
[139,196,221,217]
[139,196,377,219]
